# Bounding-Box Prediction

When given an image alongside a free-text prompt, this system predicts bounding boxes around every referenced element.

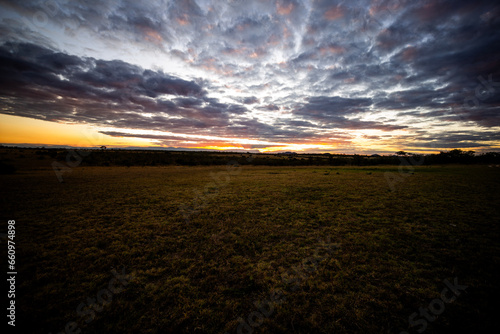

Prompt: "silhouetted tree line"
[1,146,499,169]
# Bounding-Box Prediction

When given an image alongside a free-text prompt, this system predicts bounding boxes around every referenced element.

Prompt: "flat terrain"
[1,161,499,333]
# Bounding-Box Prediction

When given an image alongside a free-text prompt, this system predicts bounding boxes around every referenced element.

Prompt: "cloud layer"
[1,0,499,152]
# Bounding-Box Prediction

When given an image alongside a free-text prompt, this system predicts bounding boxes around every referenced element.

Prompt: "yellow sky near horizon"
[0,114,346,152]
[2,114,495,154]
[0,114,155,148]
[0,114,349,153]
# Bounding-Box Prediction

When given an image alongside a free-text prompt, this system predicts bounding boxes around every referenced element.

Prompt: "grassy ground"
[1,162,499,333]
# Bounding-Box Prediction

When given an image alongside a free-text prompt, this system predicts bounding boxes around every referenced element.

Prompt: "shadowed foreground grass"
[1,164,499,333]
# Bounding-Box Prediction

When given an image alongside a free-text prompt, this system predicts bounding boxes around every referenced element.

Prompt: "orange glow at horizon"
[0,114,382,153]
[2,114,483,154]
[259,143,339,153]
[194,145,246,151]
[0,114,158,148]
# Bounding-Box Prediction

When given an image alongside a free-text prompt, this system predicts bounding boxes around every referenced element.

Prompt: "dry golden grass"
[1,158,499,333]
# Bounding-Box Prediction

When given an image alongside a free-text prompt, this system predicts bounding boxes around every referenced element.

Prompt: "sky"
[0,0,499,154]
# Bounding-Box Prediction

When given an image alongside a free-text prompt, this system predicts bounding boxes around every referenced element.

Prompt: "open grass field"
[1,159,499,333]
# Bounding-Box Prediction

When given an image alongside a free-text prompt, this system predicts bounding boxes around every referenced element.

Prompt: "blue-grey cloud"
[0,0,499,151]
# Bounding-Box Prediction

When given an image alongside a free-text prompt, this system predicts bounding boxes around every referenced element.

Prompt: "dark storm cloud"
[401,130,500,149]
[0,0,176,45]
[283,96,410,131]
[368,0,500,122]
[0,42,252,133]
